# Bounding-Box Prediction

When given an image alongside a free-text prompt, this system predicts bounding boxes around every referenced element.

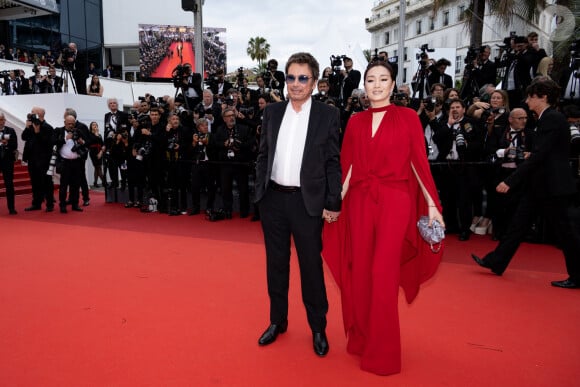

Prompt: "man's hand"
[496,181,510,193]
[322,209,341,224]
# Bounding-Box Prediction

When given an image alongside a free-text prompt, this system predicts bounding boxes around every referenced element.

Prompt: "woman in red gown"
[322,61,445,375]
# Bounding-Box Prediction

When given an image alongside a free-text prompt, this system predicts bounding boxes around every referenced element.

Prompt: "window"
[394,28,398,38]
[385,31,390,45]
[403,68,407,83]
[404,47,408,61]
[393,49,398,57]
[458,5,465,21]
[429,17,435,31]
[443,11,449,26]
[416,20,422,35]
[456,56,462,74]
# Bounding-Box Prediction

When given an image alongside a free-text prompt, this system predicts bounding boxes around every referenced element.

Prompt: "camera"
[464,45,481,65]
[0,132,11,141]
[239,106,254,116]
[236,67,245,88]
[330,54,347,68]
[224,95,236,106]
[481,107,506,122]
[46,146,58,176]
[134,142,151,161]
[416,44,435,61]
[424,97,437,112]
[27,113,41,125]
[70,131,88,158]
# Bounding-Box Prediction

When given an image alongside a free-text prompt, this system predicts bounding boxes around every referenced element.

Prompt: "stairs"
[0,161,32,197]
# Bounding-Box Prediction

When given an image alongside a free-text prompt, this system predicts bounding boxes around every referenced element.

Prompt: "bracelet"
[428,205,437,207]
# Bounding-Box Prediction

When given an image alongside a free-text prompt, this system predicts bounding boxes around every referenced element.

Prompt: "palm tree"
[246,36,270,68]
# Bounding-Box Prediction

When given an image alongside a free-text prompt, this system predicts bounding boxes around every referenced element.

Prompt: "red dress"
[322,105,443,375]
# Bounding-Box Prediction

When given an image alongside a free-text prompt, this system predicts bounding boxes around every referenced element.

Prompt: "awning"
[0,0,59,21]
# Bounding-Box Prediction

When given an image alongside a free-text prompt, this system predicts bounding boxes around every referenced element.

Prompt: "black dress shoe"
[45,206,54,212]
[60,207,68,214]
[258,322,288,346]
[9,209,17,215]
[551,278,579,289]
[24,206,41,211]
[224,211,232,219]
[83,199,90,206]
[71,206,83,212]
[313,332,329,357]
[471,254,503,275]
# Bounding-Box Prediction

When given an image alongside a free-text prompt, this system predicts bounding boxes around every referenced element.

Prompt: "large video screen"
[139,24,226,80]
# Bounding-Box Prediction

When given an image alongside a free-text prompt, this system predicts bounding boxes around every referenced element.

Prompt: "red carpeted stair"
[0,160,32,197]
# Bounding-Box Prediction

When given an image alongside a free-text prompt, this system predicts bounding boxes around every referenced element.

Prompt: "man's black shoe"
[71,206,83,212]
[83,199,90,206]
[313,332,329,356]
[45,206,54,212]
[224,211,232,219]
[9,209,17,215]
[459,231,470,241]
[551,278,579,289]
[60,207,67,214]
[471,254,503,275]
[24,206,41,211]
[258,322,288,346]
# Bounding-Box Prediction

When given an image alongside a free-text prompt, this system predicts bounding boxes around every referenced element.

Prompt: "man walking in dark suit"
[472,77,580,288]
[254,52,342,356]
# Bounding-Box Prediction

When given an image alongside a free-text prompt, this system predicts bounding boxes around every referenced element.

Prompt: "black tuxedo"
[482,107,580,279]
[209,80,234,98]
[0,125,18,212]
[427,71,453,90]
[21,121,55,208]
[255,99,341,332]
[104,110,130,188]
[472,59,497,87]
[341,69,361,102]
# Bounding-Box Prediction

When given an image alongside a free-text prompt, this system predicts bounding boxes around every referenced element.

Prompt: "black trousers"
[220,163,249,215]
[28,162,54,208]
[59,158,83,208]
[190,161,216,210]
[484,193,580,280]
[0,158,15,211]
[258,188,328,332]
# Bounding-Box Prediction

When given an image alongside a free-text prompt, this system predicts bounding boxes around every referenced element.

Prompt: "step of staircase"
[0,161,32,197]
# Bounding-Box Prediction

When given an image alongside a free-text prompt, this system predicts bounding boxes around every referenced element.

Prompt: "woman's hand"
[428,206,445,228]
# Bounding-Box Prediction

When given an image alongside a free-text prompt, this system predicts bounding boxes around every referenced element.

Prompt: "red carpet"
[0,192,579,386]
[151,42,196,78]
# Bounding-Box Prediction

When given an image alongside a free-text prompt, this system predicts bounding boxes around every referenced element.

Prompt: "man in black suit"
[104,98,130,189]
[499,36,534,109]
[207,68,233,101]
[254,52,342,356]
[65,42,87,95]
[472,45,497,88]
[340,57,361,106]
[263,59,286,99]
[427,58,453,91]
[472,78,580,288]
[43,67,64,93]
[21,107,55,212]
[0,111,18,215]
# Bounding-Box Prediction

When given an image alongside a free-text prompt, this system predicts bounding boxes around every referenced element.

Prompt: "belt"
[269,180,300,193]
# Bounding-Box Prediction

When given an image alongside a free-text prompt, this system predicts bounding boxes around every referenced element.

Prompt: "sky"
[200,1,374,72]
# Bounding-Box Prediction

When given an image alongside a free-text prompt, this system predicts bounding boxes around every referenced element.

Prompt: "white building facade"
[366,0,554,86]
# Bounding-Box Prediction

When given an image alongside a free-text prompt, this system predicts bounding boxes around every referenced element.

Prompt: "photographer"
[262,59,285,99]
[340,57,361,106]
[63,42,87,94]
[427,58,453,90]
[498,36,534,109]
[418,96,447,161]
[2,70,24,95]
[0,112,18,215]
[43,67,63,93]
[438,98,485,240]
[21,107,55,211]
[54,115,87,213]
[341,89,366,130]
[195,89,223,133]
[65,108,91,206]
[214,107,254,219]
[103,98,130,189]
[173,63,203,109]
[471,45,497,88]
[146,107,167,211]
[207,68,233,99]
[313,78,330,102]
[188,117,215,215]
[29,65,47,94]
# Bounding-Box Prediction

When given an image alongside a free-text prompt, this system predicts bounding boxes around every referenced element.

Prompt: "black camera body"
[27,113,42,125]
[424,97,437,112]
[69,130,88,158]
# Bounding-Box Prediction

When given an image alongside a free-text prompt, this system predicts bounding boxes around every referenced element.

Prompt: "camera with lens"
[0,131,11,141]
[70,130,88,158]
[481,107,506,122]
[506,145,526,162]
[464,45,481,65]
[239,106,254,116]
[423,97,437,112]
[172,64,190,88]
[416,44,435,62]
[236,67,245,88]
[224,95,236,106]
[134,142,151,161]
[27,113,41,125]
[61,47,75,70]
[330,54,347,69]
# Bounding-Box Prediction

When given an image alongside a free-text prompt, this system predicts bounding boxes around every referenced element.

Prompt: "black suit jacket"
[255,99,342,216]
[427,72,453,90]
[505,107,576,198]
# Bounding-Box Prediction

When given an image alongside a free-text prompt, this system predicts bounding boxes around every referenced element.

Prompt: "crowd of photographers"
[2,33,579,239]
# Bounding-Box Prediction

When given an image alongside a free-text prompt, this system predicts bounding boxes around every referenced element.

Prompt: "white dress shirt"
[271,98,312,187]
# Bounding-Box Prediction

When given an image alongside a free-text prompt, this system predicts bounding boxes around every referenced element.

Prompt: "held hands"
[496,181,510,193]
[323,209,341,224]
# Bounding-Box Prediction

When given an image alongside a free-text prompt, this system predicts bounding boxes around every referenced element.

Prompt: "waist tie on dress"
[349,175,408,204]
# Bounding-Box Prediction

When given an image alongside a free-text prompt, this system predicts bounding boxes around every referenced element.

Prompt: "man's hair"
[430,83,446,92]
[526,77,561,106]
[285,52,319,81]
[65,108,77,118]
[149,107,160,115]
[318,78,329,86]
[436,58,451,67]
[267,59,278,67]
[527,31,538,39]
[448,98,466,108]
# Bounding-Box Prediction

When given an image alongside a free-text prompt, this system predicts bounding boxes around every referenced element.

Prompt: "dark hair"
[448,98,465,108]
[285,52,319,81]
[435,58,451,67]
[267,59,278,67]
[526,77,561,106]
[318,78,329,86]
[363,61,395,82]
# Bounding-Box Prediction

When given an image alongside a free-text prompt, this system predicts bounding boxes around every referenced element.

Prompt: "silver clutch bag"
[417,216,445,253]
